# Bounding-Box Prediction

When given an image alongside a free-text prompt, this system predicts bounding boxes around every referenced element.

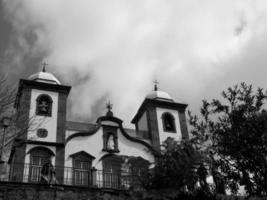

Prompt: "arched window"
[36,94,53,116]
[37,128,48,138]
[27,147,54,182]
[162,112,176,133]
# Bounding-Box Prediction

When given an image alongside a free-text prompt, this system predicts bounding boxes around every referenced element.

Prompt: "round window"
[37,129,48,138]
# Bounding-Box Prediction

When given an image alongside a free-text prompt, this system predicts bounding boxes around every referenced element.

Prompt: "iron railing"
[2,163,143,190]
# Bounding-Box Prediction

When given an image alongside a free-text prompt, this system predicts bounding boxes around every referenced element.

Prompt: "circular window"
[37,129,48,138]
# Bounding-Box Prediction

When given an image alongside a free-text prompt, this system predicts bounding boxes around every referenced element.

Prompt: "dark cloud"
[2,0,267,126]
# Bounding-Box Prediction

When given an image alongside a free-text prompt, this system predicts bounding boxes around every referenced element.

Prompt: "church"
[8,67,189,188]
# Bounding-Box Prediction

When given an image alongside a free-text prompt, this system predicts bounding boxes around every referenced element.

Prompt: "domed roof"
[145,82,186,104]
[145,82,173,101]
[146,90,173,101]
[28,68,61,85]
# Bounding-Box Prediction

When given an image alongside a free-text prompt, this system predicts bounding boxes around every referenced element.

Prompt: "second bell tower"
[131,84,189,151]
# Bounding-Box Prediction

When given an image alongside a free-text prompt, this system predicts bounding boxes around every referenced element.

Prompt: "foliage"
[141,137,211,197]
[0,73,16,117]
[188,82,267,196]
[0,72,16,157]
[0,71,40,160]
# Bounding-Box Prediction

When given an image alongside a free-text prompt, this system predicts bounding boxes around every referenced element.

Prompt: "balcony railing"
[2,163,143,190]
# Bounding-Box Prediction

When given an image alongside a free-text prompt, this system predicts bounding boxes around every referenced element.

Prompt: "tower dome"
[28,66,61,85]
[145,81,173,102]
[145,90,173,101]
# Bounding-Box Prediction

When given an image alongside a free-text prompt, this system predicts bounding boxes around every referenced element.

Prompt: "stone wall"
[0,182,130,200]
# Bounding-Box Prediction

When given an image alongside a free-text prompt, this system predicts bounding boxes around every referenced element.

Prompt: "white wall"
[28,89,59,143]
[117,129,154,162]
[64,123,154,173]
[156,107,182,144]
[64,127,105,169]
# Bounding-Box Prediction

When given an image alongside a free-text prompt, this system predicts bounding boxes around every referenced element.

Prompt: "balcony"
[1,163,143,190]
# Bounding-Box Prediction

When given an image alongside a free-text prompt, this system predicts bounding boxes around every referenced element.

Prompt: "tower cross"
[153,80,159,91]
[106,101,113,111]
[41,61,48,72]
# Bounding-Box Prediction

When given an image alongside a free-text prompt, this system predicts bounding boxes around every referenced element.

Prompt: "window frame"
[37,128,48,138]
[161,112,176,133]
[36,94,53,117]
[73,159,91,186]
[70,151,94,186]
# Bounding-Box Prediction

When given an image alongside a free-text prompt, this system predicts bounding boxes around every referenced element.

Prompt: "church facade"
[8,69,189,188]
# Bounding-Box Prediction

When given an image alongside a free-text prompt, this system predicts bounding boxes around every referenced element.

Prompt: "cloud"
[3,0,267,127]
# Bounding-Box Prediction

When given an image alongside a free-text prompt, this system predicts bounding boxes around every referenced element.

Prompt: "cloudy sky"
[1,0,267,127]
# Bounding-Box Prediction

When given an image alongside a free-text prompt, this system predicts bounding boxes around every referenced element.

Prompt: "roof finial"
[41,61,48,72]
[106,101,113,117]
[153,80,159,91]
[107,101,113,111]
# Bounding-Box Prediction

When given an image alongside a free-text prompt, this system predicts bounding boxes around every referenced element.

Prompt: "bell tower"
[11,66,71,182]
[131,83,189,151]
